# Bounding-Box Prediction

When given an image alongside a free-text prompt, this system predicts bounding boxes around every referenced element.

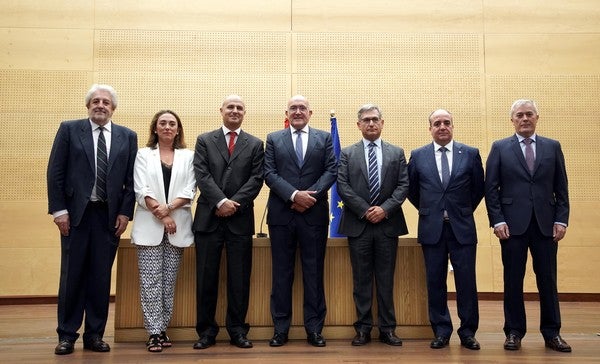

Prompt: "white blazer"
[131,147,196,247]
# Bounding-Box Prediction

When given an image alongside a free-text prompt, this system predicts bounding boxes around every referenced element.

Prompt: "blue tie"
[368,142,380,205]
[295,130,304,165]
[440,146,450,188]
[96,126,108,201]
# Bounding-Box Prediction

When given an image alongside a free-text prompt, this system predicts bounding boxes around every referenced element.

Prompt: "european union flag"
[329,112,345,237]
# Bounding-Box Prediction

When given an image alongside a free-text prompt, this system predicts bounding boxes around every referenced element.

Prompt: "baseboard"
[0,295,116,305]
[1,293,599,305]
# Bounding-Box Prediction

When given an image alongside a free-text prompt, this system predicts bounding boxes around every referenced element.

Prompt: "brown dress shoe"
[545,335,572,352]
[504,333,521,350]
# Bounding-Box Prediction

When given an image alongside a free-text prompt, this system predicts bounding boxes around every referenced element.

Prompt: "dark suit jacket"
[264,127,337,226]
[408,141,485,245]
[336,140,409,238]
[485,134,569,236]
[193,128,264,236]
[47,118,137,229]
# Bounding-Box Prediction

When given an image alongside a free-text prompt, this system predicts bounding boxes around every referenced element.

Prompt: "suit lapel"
[356,141,368,184]
[426,143,443,189]
[211,129,230,162]
[380,141,391,183]
[510,136,530,174]
[108,124,124,174]
[283,129,300,168]
[230,130,248,162]
[78,120,95,172]
[450,142,465,186]
[150,147,167,201]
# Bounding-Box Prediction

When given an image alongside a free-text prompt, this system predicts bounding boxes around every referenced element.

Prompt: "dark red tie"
[228,131,237,156]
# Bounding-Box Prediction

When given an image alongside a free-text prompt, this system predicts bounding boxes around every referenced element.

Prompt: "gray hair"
[357,104,382,120]
[510,99,538,117]
[85,84,118,109]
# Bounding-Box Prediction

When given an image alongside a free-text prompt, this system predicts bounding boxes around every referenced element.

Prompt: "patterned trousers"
[136,234,184,335]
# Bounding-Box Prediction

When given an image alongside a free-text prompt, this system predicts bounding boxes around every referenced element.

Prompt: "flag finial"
[330,110,335,117]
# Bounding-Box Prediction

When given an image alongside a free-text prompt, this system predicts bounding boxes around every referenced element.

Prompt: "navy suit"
[485,134,569,340]
[193,128,264,338]
[264,127,337,334]
[47,118,137,343]
[337,140,409,333]
[408,141,484,340]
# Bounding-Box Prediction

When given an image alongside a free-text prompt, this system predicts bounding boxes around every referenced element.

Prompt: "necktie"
[295,130,304,165]
[228,131,237,156]
[440,146,450,188]
[523,137,534,173]
[368,142,380,205]
[96,126,108,201]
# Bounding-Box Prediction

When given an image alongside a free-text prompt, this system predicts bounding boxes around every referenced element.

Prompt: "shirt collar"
[516,133,536,143]
[222,125,241,135]
[362,138,381,148]
[433,139,453,152]
[90,119,112,132]
[291,125,309,135]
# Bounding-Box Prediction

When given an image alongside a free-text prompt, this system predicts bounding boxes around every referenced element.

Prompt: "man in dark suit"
[407,109,484,351]
[192,95,264,350]
[337,104,409,347]
[264,95,337,347]
[47,84,137,355]
[485,99,571,353]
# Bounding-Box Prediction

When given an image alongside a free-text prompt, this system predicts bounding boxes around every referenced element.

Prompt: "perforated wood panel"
[295,33,484,153]
[487,75,600,201]
[0,71,91,200]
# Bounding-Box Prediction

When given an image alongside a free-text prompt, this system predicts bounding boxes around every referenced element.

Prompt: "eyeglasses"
[288,105,309,112]
[359,117,381,124]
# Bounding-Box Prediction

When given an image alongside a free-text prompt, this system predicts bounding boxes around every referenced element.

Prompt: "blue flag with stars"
[329,113,345,237]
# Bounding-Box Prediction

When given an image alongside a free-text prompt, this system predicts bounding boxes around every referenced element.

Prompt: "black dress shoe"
[430,336,450,349]
[504,333,521,350]
[460,336,481,350]
[230,333,253,348]
[351,331,371,346]
[545,335,572,352]
[307,332,326,347]
[269,333,288,347]
[379,331,402,346]
[193,335,216,350]
[83,337,110,352]
[54,340,74,355]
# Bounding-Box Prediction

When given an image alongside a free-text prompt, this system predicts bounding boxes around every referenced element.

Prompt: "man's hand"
[293,190,317,209]
[54,214,70,236]
[215,199,240,217]
[365,206,385,224]
[553,224,567,242]
[493,223,510,240]
[114,215,130,237]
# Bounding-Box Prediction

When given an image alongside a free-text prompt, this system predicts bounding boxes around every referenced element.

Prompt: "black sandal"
[159,331,172,347]
[146,334,162,352]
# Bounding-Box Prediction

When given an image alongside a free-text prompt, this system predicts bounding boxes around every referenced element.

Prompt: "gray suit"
[336,139,408,333]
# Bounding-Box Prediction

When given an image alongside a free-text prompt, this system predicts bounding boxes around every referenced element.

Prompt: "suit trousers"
[194,224,252,338]
[56,202,118,343]
[421,222,479,339]
[501,215,561,340]
[348,223,398,333]
[268,216,328,334]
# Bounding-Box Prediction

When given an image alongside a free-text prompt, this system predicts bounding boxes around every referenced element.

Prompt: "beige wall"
[1,0,599,296]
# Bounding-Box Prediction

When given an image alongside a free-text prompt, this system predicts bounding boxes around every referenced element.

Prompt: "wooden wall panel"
[94,0,291,31]
[292,0,483,32]
[0,29,94,71]
[485,35,600,74]
[0,0,94,28]
[484,0,600,34]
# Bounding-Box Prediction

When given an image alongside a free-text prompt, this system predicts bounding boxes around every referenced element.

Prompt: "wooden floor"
[1,300,599,363]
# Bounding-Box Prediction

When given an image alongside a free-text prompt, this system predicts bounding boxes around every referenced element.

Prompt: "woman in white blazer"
[131,110,196,352]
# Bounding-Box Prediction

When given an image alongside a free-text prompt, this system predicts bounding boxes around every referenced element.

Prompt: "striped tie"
[96,126,108,201]
[368,142,380,205]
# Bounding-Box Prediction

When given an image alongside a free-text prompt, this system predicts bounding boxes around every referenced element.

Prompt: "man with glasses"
[264,95,337,347]
[336,104,409,347]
